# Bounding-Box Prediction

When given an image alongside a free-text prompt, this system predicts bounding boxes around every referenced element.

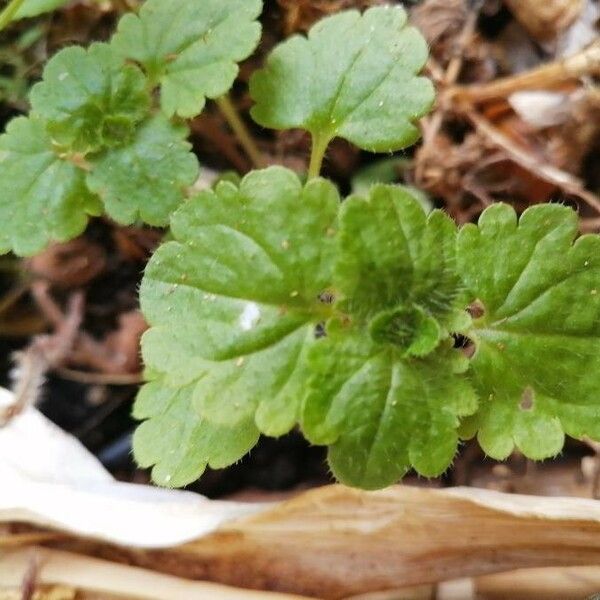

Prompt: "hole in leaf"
[467,300,485,319]
[520,386,535,411]
[454,332,476,358]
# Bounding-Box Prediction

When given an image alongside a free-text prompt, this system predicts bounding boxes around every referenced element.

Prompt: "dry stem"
[449,39,600,103]
[462,106,600,213]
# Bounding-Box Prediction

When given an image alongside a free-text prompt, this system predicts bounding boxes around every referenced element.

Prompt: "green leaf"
[0,116,100,256]
[458,203,600,460]
[299,183,476,489]
[302,322,477,489]
[29,43,150,153]
[86,116,199,226]
[133,380,259,487]
[15,0,68,19]
[350,157,432,211]
[351,157,410,195]
[112,0,262,118]
[250,6,434,153]
[336,185,462,354]
[368,304,442,357]
[139,167,339,441]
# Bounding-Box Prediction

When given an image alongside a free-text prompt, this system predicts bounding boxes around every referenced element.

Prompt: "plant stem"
[308,133,330,179]
[215,94,265,169]
[0,0,26,32]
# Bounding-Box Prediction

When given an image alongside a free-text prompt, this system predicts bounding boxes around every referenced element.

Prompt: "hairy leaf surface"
[30,43,150,153]
[459,204,600,459]
[250,6,434,153]
[302,323,477,489]
[86,116,199,226]
[300,185,475,488]
[0,116,100,256]
[133,380,259,487]
[112,0,262,118]
[137,167,339,474]
[337,185,463,354]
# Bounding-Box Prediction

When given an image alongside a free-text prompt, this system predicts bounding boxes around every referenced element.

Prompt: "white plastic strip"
[0,388,267,548]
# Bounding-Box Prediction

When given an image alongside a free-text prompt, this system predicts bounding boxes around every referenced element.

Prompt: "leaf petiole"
[215,94,265,169]
[308,133,331,179]
[0,0,26,32]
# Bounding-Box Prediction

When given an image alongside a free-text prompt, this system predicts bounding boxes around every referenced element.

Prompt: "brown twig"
[29,280,64,327]
[20,554,38,600]
[0,284,29,317]
[462,106,600,214]
[442,2,483,87]
[1,285,85,426]
[504,0,584,42]
[580,217,600,232]
[415,1,482,182]
[448,39,600,104]
[54,367,144,386]
[1,346,48,427]
[29,282,146,381]
[190,113,251,173]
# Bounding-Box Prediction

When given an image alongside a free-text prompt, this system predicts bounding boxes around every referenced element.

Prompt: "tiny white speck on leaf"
[239,301,261,330]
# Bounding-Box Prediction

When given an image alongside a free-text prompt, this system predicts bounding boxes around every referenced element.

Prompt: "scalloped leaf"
[112,0,262,118]
[0,116,101,256]
[133,380,259,487]
[29,43,150,153]
[139,167,339,442]
[458,203,600,459]
[250,6,434,153]
[86,116,199,226]
[337,185,462,355]
[302,322,477,489]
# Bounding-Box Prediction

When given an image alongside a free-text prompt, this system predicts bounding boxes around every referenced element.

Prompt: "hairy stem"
[215,94,265,169]
[0,0,26,31]
[308,133,331,180]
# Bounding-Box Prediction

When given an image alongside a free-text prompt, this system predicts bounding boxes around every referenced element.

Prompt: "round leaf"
[250,6,434,153]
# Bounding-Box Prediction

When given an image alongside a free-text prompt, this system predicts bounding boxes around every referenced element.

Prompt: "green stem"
[308,133,331,180]
[215,94,265,169]
[0,0,26,32]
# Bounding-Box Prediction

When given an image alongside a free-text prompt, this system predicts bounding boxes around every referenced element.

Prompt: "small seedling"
[1,0,599,490]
